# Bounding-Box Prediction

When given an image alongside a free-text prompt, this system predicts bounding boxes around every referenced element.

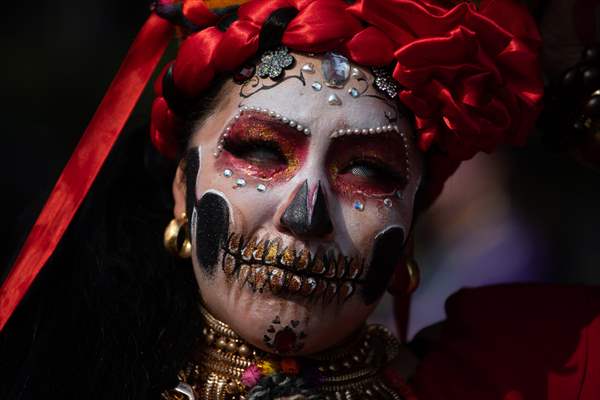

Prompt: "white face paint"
[176,53,423,355]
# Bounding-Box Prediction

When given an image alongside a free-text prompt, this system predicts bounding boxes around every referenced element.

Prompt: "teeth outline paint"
[221,233,362,304]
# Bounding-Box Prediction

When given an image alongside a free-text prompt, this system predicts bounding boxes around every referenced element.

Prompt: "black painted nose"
[280,180,333,238]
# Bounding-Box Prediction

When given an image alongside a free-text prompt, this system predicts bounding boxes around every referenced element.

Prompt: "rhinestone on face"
[349,87,360,98]
[256,184,267,192]
[223,169,233,178]
[353,200,365,211]
[236,178,246,187]
[301,63,315,73]
[383,198,393,208]
[311,81,322,91]
[322,52,350,88]
[328,94,342,106]
[351,67,365,80]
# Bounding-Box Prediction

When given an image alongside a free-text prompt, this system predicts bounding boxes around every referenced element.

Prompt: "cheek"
[336,201,407,305]
[361,226,405,305]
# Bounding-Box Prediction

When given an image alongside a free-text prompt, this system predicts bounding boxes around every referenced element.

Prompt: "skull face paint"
[175,53,423,355]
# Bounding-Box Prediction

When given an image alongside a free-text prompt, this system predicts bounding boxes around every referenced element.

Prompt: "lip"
[221,233,364,304]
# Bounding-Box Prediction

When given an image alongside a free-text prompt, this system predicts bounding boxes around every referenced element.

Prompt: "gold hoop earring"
[405,258,420,294]
[164,213,192,259]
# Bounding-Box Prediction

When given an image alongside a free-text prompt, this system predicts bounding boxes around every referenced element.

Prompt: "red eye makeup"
[216,108,309,181]
[327,132,410,198]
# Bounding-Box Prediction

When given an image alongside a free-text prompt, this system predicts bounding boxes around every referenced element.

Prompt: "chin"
[195,236,377,355]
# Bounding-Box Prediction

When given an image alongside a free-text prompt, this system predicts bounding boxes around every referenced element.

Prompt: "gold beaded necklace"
[162,306,408,400]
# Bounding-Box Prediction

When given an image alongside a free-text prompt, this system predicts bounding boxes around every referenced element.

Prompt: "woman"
[1,0,598,399]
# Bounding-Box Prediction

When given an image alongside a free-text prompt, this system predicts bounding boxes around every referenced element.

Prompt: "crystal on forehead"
[322,52,350,88]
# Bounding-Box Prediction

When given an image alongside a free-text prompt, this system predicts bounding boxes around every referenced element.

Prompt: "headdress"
[0,0,543,330]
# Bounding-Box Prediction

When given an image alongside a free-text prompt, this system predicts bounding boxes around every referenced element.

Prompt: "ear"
[172,159,187,218]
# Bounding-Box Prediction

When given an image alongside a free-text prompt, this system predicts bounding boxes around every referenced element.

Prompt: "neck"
[162,305,411,400]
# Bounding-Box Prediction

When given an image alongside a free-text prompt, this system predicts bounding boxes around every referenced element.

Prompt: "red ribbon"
[0,14,173,331]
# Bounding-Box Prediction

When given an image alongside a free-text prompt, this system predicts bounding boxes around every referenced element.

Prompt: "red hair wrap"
[150,0,543,204]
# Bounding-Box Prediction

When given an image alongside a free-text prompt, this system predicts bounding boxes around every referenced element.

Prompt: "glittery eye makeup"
[327,133,409,198]
[218,110,309,180]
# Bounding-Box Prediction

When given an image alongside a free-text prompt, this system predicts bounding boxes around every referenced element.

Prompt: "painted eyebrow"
[237,105,311,136]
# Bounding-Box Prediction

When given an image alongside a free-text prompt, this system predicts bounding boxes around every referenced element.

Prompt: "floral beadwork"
[257,46,295,80]
[242,358,324,398]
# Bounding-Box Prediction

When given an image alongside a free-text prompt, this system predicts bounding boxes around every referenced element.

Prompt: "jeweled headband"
[0,0,543,330]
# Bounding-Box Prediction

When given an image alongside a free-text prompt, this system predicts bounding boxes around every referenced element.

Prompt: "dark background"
[2,1,599,333]
[1,0,150,272]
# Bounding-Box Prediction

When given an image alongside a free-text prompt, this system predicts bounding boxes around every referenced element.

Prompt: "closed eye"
[223,138,287,168]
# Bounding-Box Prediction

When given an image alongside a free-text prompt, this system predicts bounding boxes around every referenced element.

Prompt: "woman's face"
[173,53,423,354]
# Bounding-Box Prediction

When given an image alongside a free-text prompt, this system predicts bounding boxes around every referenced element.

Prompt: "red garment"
[412,284,600,399]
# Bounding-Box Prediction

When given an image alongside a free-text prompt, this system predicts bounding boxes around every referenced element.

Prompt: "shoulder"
[411,284,600,400]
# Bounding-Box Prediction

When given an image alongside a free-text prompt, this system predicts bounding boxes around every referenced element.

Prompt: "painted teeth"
[253,239,267,261]
[254,266,269,291]
[288,274,302,292]
[339,281,355,301]
[269,267,285,293]
[228,233,243,254]
[301,277,317,296]
[224,234,362,303]
[347,258,363,279]
[264,238,281,264]
[324,252,337,279]
[239,264,251,284]
[223,254,237,276]
[247,265,259,287]
[336,255,347,279]
[311,249,327,275]
[241,236,257,261]
[295,248,310,271]
[279,247,296,267]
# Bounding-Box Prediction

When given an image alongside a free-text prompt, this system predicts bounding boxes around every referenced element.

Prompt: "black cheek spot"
[361,227,405,305]
[194,192,230,277]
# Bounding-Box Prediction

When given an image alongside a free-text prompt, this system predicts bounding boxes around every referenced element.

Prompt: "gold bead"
[238,344,250,357]
[226,341,237,353]
[216,338,227,349]
[226,381,238,394]
[206,333,215,344]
